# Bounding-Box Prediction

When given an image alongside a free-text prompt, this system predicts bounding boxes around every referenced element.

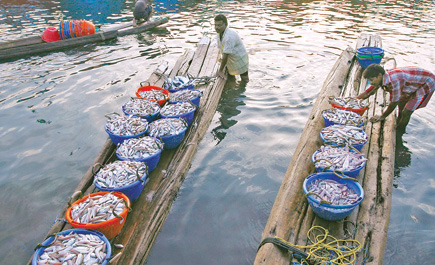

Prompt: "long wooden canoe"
[27,35,226,265]
[0,16,168,62]
[254,33,395,265]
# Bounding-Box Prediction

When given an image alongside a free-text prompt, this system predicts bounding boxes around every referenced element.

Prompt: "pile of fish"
[94,161,147,188]
[116,137,163,160]
[313,145,367,172]
[70,193,126,224]
[160,102,196,116]
[105,115,148,136]
[329,96,369,109]
[35,231,107,264]
[137,89,167,102]
[323,108,364,126]
[123,98,161,118]
[320,125,368,145]
[164,75,195,91]
[307,178,360,205]
[170,89,201,102]
[148,118,187,137]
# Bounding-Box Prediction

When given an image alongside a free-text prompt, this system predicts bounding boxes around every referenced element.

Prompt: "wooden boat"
[0,16,168,62]
[254,33,396,265]
[27,35,226,265]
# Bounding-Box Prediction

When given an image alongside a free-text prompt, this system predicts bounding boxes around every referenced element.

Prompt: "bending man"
[214,14,249,84]
[357,64,435,132]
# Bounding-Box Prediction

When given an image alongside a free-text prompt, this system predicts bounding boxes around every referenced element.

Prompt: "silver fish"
[169,89,201,102]
[116,137,163,160]
[313,145,367,172]
[70,193,126,224]
[160,102,195,116]
[164,75,195,91]
[123,98,161,118]
[148,118,187,137]
[329,96,369,109]
[94,160,147,188]
[138,90,167,102]
[105,115,148,136]
[320,125,368,145]
[307,178,360,205]
[322,108,364,126]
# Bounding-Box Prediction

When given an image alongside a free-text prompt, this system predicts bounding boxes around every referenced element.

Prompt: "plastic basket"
[322,109,365,127]
[116,137,163,171]
[311,147,366,179]
[32,228,112,265]
[104,122,148,146]
[329,102,368,116]
[160,105,196,125]
[169,88,202,108]
[122,100,160,123]
[303,172,364,221]
[356,47,384,69]
[320,126,368,151]
[94,164,148,202]
[136,85,169,106]
[66,191,131,239]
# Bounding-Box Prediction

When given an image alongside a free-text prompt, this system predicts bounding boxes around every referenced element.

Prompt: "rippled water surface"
[0,1,434,264]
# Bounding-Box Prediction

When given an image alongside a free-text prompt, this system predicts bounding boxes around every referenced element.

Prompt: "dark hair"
[214,14,228,25]
[363,64,385,79]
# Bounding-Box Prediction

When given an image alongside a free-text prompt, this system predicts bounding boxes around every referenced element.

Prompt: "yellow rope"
[276,226,362,265]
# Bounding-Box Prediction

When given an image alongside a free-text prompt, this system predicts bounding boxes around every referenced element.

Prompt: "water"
[0,1,434,264]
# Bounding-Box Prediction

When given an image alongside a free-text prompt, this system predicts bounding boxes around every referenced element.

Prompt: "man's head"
[214,14,228,35]
[363,64,385,87]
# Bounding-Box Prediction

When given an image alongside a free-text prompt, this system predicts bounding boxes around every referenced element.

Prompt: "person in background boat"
[357,64,435,133]
[214,14,249,84]
[133,0,153,26]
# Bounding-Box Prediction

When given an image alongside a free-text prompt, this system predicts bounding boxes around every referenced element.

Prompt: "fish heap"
[329,96,369,109]
[137,89,167,102]
[94,161,147,188]
[164,75,195,91]
[160,102,195,116]
[313,145,367,172]
[123,98,161,118]
[105,115,148,136]
[320,125,368,145]
[116,137,163,160]
[170,89,201,102]
[322,108,364,126]
[307,178,360,205]
[36,231,107,265]
[148,118,187,137]
[70,193,126,224]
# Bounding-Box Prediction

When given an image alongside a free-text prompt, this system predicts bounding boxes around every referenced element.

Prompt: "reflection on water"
[211,79,246,144]
[394,133,412,187]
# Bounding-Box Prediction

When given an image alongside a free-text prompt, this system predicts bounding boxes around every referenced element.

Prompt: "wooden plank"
[117,17,169,37]
[187,36,210,77]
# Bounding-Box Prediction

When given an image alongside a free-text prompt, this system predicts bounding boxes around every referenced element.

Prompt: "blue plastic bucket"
[320,126,368,151]
[122,101,160,123]
[116,138,163,171]
[322,109,365,127]
[160,106,196,125]
[303,172,364,221]
[169,88,202,108]
[94,165,148,202]
[104,124,148,146]
[356,47,384,69]
[159,128,187,149]
[32,228,112,265]
[311,147,366,179]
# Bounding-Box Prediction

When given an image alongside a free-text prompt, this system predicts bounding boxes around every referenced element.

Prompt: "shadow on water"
[394,132,412,187]
[211,78,246,144]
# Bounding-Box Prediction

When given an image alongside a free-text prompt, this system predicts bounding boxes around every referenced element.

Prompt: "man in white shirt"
[214,14,249,84]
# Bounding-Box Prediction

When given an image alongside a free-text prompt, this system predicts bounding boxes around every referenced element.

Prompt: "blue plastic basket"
[104,123,148,146]
[169,88,202,108]
[320,126,368,151]
[32,229,112,265]
[303,172,364,221]
[158,127,188,149]
[116,145,162,172]
[311,147,366,179]
[322,109,365,127]
[122,101,160,123]
[167,83,195,93]
[160,106,196,125]
[94,165,148,201]
[356,47,384,69]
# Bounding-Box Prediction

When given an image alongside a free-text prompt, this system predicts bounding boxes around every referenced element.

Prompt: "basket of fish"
[104,115,148,146]
[135,85,169,106]
[312,145,367,179]
[169,88,202,108]
[160,101,197,125]
[93,160,148,201]
[303,172,364,221]
[122,97,161,122]
[32,228,112,265]
[164,75,195,93]
[320,125,368,151]
[66,191,131,239]
[322,108,365,127]
[328,96,369,115]
[115,137,164,172]
[148,118,188,149]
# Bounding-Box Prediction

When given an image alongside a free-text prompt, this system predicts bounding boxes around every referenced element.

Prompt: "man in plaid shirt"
[358,64,435,132]
[214,14,249,84]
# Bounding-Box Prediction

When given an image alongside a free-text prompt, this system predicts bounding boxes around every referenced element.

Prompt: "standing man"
[357,64,435,132]
[214,14,249,84]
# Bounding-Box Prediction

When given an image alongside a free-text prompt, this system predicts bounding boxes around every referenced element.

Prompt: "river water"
[0,0,434,264]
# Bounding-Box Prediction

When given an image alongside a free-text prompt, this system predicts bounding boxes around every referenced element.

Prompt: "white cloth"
[217,27,249,76]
